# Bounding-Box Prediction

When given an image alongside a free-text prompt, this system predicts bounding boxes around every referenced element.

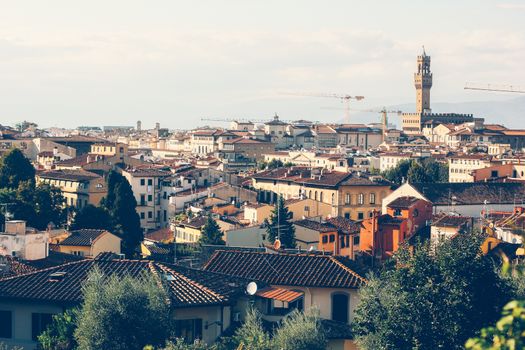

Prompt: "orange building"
[320,217,360,259]
[360,197,432,259]
[386,196,432,236]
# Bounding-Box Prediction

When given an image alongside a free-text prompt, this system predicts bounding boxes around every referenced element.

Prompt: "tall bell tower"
[414,47,432,114]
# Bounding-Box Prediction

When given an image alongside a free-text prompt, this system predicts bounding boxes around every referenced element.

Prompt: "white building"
[0,221,49,260]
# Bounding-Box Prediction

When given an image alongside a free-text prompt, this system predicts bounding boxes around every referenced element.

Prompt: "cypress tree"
[266,195,296,249]
[199,214,225,245]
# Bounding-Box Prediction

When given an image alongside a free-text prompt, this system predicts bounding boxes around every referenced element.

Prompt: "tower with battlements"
[414,47,432,113]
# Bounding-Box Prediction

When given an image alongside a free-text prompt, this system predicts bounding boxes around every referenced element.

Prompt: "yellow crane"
[281,92,364,124]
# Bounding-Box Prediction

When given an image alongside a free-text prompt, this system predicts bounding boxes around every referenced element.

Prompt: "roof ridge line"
[329,256,368,284]
[159,263,224,301]
[0,258,89,282]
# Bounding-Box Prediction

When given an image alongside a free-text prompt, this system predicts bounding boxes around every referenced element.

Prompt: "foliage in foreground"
[352,232,513,350]
[74,268,172,350]
[465,260,525,349]
[38,308,78,350]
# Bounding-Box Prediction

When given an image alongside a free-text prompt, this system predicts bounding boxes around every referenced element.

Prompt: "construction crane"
[321,107,402,142]
[281,92,364,124]
[200,115,318,125]
[464,82,525,93]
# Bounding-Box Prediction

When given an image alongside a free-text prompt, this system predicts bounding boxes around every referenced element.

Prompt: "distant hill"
[342,96,525,129]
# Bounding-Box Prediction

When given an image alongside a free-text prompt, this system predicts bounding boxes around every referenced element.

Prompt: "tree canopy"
[382,158,448,184]
[74,269,172,350]
[103,170,143,257]
[0,148,35,189]
[266,195,296,249]
[199,214,225,245]
[353,232,513,350]
[70,204,113,231]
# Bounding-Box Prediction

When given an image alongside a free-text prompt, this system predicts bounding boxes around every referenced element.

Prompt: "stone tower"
[414,47,432,114]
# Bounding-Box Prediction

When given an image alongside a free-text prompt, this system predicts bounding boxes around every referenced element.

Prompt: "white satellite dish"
[246,281,258,296]
[308,246,315,252]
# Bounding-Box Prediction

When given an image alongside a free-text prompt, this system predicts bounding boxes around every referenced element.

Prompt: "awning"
[255,287,303,303]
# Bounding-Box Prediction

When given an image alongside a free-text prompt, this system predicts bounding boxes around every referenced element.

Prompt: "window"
[340,235,346,248]
[140,179,145,186]
[329,234,335,243]
[353,235,360,245]
[148,179,153,186]
[140,212,145,219]
[148,211,153,219]
[174,319,202,343]
[32,313,54,340]
[413,209,419,217]
[0,310,12,338]
[358,193,364,205]
[148,195,153,202]
[72,251,85,257]
[394,209,402,217]
[320,192,324,202]
[369,193,376,205]
[344,212,350,219]
[358,212,364,220]
[322,235,328,244]
[331,293,349,323]
[345,193,350,205]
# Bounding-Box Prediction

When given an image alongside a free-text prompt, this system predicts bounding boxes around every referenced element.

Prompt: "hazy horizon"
[1,0,524,130]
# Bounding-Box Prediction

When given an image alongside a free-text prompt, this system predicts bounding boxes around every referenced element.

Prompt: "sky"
[0,0,524,130]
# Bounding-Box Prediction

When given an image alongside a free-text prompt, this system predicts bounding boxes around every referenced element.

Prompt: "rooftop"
[203,250,366,289]
[0,257,245,307]
[59,229,115,247]
[37,169,101,182]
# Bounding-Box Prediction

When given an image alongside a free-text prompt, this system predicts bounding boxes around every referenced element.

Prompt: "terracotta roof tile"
[203,250,366,289]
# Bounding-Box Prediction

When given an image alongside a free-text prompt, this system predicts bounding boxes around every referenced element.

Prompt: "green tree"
[266,196,296,249]
[465,300,525,350]
[199,215,225,245]
[272,308,327,350]
[233,307,270,350]
[38,308,78,350]
[353,232,512,350]
[0,148,35,189]
[74,269,172,350]
[382,159,412,184]
[422,158,448,182]
[267,159,284,170]
[1,181,65,230]
[71,204,113,231]
[382,158,449,184]
[32,183,66,229]
[104,171,143,257]
[407,161,428,183]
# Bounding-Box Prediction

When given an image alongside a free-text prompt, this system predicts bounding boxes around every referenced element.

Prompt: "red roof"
[255,286,303,302]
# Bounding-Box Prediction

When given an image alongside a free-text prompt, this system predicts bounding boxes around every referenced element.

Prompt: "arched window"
[331,193,335,205]
[309,190,312,199]
[320,192,324,202]
[331,293,349,323]
[358,193,364,205]
[314,191,318,201]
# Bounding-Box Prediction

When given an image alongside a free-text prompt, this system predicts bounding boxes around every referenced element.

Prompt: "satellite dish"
[273,239,282,250]
[308,246,315,252]
[246,282,258,296]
